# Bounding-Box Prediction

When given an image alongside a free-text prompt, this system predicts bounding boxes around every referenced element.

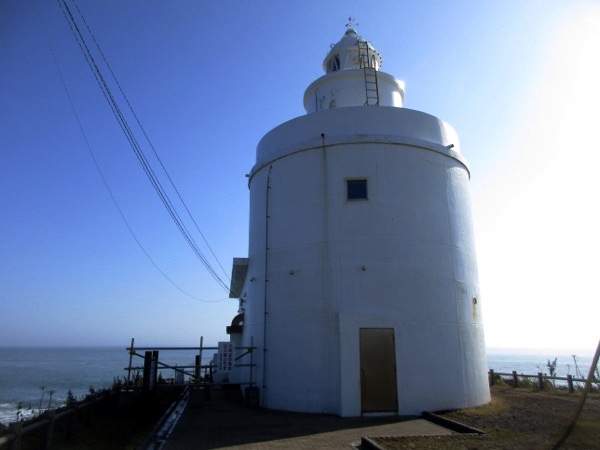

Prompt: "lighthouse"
[228,25,490,417]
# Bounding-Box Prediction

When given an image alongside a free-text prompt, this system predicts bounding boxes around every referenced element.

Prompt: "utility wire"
[37,0,225,303]
[72,0,231,284]
[57,0,230,292]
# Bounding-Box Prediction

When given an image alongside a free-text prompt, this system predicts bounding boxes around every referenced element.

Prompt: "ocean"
[0,346,214,425]
[0,346,596,425]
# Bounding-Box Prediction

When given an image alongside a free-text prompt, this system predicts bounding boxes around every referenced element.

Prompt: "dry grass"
[371,385,600,449]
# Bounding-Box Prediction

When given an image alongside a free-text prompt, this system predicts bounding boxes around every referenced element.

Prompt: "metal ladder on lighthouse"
[357,40,380,106]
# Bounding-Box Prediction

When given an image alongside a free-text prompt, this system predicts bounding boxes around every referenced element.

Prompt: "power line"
[71,0,231,283]
[36,0,225,303]
[57,0,230,293]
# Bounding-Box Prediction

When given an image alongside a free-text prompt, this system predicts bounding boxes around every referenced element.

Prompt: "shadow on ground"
[163,385,428,449]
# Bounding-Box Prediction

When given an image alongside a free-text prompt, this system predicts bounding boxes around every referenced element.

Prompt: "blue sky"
[1,0,599,351]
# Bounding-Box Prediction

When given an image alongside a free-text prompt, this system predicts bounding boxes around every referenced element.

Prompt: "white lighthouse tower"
[229,25,490,417]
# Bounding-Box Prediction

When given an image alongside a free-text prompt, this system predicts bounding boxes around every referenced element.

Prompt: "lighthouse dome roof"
[323,27,382,74]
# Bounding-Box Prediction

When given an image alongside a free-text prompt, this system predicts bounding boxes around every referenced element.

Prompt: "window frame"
[346,178,368,201]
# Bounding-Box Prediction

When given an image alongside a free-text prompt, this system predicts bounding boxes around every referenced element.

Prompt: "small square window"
[347,179,368,200]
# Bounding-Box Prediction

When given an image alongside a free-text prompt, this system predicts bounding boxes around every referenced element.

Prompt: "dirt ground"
[6,384,599,449]
[372,384,600,449]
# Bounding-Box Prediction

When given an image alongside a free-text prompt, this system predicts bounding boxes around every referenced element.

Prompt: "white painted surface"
[235,29,489,416]
[304,27,404,112]
[304,70,405,112]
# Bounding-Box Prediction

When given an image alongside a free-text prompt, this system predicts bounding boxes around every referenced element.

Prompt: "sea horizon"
[1,344,595,355]
[487,346,596,357]
[0,345,597,425]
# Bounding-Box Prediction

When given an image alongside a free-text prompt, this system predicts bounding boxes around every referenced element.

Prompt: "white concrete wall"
[242,106,489,416]
[303,70,405,113]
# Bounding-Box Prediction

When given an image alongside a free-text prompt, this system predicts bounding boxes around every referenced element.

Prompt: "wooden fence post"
[143,351,155,391]
[567,375,574,393]
[489,369,495,386]
[8,422,23,450]
[195,355,201,381]
[537,372,544,390]
[142,351,159,390]
[85,401,95,427]
[65,405,77,441]
[43,410,56,450]
[512,370,518,388]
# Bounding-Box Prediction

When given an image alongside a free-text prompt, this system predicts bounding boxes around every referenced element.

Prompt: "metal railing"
[0,337,257,449]
[125,337,256,390]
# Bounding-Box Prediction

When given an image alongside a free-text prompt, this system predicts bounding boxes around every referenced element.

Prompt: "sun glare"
[480,4,600,350]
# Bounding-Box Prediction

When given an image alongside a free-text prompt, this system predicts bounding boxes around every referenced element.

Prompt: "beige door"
[360,328,398,413]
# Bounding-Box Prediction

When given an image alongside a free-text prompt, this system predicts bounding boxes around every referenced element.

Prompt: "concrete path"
[163,387,454,449]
